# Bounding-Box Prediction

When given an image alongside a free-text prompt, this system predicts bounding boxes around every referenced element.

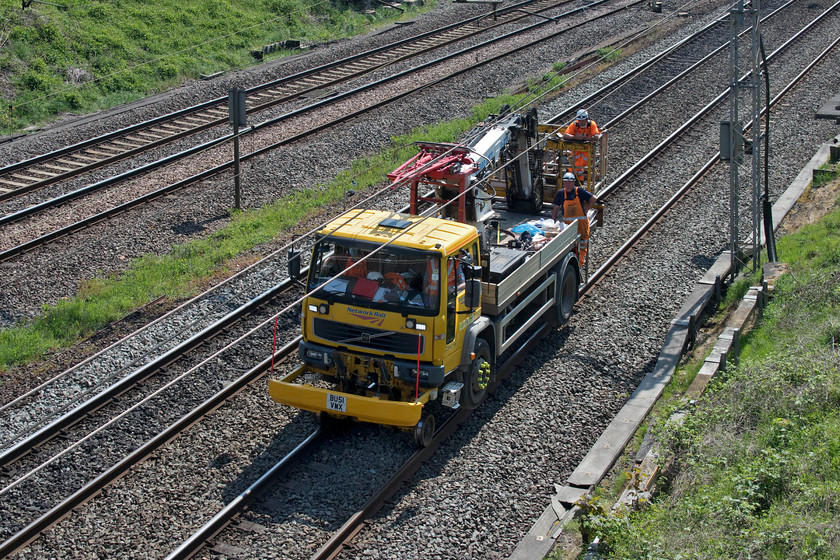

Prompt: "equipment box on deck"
[488,248,527,283]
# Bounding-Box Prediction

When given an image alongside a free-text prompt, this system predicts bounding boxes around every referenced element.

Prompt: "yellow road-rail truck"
[269,107,605,445]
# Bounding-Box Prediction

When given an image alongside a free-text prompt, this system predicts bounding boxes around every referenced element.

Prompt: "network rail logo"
[347,307,386,326]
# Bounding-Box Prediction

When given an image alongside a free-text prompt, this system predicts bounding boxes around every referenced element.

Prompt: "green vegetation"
[812,162,840,188]
[0,0,433,133]
[0,90,530,370]
[578,193,840,559]
[525,70,570,95]
[596,46,621,63]
[718,266,762,312]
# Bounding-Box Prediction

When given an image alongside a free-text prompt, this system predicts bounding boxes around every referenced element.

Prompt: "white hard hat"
[562,172,576,181]
[576,109,589,120]
[367,271,384,282]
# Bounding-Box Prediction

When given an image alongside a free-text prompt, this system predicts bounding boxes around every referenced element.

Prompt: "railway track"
[0,0,644,264]
[3,0,817,268]
[320,29,840,559]
[3,0,839,557]
[0,182,416,554]
[0,0,569,202]
[547,0,794,125]
[153,9,840,556]
[165,316,552,560]
[0,275,303,549]
[0,340,300,559]
[0,0,615,213]
[154,40,835,549]
[12,20,830,551]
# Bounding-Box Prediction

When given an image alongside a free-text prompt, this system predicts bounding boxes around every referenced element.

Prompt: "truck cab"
[269,211,486,440]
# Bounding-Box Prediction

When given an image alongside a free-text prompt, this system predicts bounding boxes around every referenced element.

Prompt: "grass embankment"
[0,0,432,133]
[577,190,840,558]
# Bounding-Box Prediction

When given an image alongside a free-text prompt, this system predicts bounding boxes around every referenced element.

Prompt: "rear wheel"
[413,413,435,447]
[552,260,578,325]
[462,339,492,410]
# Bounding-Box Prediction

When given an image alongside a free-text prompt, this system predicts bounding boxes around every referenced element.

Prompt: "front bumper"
[299,340,445,388]
[269,365,431,428]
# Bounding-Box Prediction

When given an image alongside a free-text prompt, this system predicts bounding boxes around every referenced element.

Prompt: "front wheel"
[462,339,493,410]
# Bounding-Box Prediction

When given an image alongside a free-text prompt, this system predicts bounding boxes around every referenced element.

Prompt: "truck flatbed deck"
[482,202,579,315]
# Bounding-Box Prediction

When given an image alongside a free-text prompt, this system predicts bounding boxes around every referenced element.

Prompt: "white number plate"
[326,393,346,413]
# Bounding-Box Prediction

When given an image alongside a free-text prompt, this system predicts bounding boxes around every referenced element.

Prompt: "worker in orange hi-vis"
[343,248,368,279]
[562,108,601,182]
[551,172,597,266]
[423,256,441,308]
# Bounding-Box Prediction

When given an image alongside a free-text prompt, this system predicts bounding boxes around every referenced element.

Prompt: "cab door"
[443,243,479,370]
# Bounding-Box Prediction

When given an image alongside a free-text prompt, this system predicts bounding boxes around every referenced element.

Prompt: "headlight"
[408,368,429,379]
[405,318,426,331]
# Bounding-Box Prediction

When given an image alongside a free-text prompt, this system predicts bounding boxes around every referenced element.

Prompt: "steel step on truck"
[269,106,607,445]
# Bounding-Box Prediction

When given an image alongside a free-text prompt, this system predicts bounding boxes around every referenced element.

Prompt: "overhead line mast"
[724,0,765,273]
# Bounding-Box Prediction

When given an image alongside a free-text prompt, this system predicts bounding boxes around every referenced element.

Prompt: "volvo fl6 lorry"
[269,107,606,445]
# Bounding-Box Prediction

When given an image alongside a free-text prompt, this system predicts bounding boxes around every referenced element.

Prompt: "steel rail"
[581,30,840,294]
[582,155,718,295]
[310,321,553,560]
[0,339,300,559]
[0,0,638,262]
[0,189,430,421]
[0,243,289,416]
[0,183,424,461]
[0,128,233,228]
[238,0,630,162]
[164,429,324,560]
[292,27,840,560]
[0,0,574,202]
[545,0,793,126]
[0,193,430,542]
[0,276,297,468]
[0,0,618,226]
[166,428,322,560]
[6,21,836,557]
[166,314,552,560]
[599,0,840,199]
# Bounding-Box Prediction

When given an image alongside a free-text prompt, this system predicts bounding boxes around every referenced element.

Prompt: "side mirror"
[287,248,301,279]
[465,278,482,309]
[463,264,482,280]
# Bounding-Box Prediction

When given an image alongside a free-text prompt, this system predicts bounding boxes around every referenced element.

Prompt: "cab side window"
[446,255,460,344]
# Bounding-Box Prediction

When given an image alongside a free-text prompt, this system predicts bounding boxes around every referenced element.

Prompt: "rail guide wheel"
[317,411,346,432]
[414,413,435,447]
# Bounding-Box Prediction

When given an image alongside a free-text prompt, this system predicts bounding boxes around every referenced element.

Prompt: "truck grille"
[313,318,425,355]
